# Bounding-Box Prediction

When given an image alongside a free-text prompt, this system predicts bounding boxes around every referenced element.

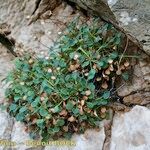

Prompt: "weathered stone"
[109,102,130,112]
[44,128,105,150]
[68,0,116,22]
[123,91,150,106]
[0,0,83,54]
[108,0,150,55]
[0,23,11,35]
[102,109,114,150]
[11,121,43,150]
[0,44,14,150]
[110,106,150,150]
[68,0,150,56]
[0,44,14,104]
[28,0,62,24]
[0,43,40,150]
[117,53,150,97]
[0,110,13,140]
[0,110,14,150]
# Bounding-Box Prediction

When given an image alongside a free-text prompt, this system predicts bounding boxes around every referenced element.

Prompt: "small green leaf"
[72,108,79,115]
[36,119,44,128]
[115,33,122,45]
[16,113,24,121]
[19,106,27,113]
[66,102,74,110]
[102,91,110,99]
[9,104,18,112]
[31,97,40,107]
[64,132,72,139]
[79,115,87,121]
[69,52,75,59]
[88,82,95,91]
[52,127,60,133]
[97,61,105,68]
[82,61,89,68]
[122,72,129,81]
[39,108,48,117]
[27,91,35,97]
[88,69,96,80]
[86,102,95,109]
[110,52,118,59]
[56,119,65,126]
[14,95,21,102]
[71,72,79,80]
[53,105,61,113]
[98,59,108,69]
[94,36,102,42]
[96,98,108,105]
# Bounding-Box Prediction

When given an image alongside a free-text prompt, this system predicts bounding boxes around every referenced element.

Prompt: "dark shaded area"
[0,34,17,57]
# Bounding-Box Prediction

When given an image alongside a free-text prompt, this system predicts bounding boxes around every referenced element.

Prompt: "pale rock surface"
[108,0,150,55]
[110,106,150,150]
[11,121,32,150]
[0,44,41,150]
[11,121,43,150]
[44,128,105,150]
[117,53,150,99]
[0,44,14,150]
[0,0,83,55]
[0,44,14,104]
[0,110,13,150]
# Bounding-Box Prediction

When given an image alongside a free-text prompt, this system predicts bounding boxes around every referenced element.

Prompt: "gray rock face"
[68,0,116,22]
[0,44,14,104]
[0,0,82,55]
[108,0,150,55]
[110,106,150,150]
[116,52,150,99]
[44,128,105,150]
[11,121,34,150]
[0,45,14,148]
[0,110,13,140]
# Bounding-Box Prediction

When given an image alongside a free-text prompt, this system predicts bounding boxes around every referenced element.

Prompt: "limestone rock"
[110,106,150,150]
[123,91,150,106]
[0,0,83,54]
[0,44,14,104]
[0,110,13,150]
[0,43,14,150]
[11,121,42,150]
[0,110,13,140]
[44,128,105,150]
[108,0,150,55]
[117,53,150,97]
[28,0,62,24]
[68,0,116,22]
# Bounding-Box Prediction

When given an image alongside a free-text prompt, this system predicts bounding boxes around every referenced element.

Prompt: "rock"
[117,53,150,97]
[123,91,150,106]
[0,0,84,54]
[11,121,42,150]
[11,121,31,150]
[0,110,13,150]
[108,0,150,55]
[0,44,40,150]
[28,0,62,24]
[110,105,150,150]
[109,102,130,112]
[0,44,14,150]
[0,44,14,104]
[0,110,13,140]
[44,128,105,150]
[68,0,116,22]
